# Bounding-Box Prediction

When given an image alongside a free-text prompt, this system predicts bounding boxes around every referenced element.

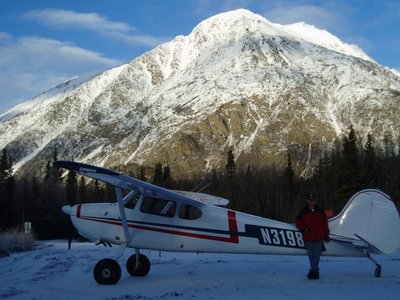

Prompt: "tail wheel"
[93,258,121,285]
[126,254,151,276]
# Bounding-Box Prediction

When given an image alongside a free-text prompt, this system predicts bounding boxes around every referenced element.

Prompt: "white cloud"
[0,35,121,113]
[22,9,166,48]
[24,9,131,32]
[0,8,169,113]
[0,32,13,43]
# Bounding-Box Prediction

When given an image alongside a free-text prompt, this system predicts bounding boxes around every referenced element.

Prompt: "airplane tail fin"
[329,189,400,255]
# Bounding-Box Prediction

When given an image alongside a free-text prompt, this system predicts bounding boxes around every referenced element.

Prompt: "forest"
[1,125,400,239]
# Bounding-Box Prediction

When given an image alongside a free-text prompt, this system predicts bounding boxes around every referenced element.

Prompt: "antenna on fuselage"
[191,181,211,193]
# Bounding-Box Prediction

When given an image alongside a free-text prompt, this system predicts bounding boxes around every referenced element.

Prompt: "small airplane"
[55,160,400,284]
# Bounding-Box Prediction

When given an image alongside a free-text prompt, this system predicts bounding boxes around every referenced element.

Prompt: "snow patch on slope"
[283,22,373,62]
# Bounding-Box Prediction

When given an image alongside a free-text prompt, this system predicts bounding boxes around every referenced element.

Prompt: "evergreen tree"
[335,125,362,212]
[383,131,395,157]
[162,165,172,188]
[45,160,52,180]
[152,163,163,185]
[106,183,114,202]
[225,149,236,178]
[139,166,146,181]
[0,149,16,228]
[224,149,238,209]
[66,170,77,205]
[381,131,396,193]
[0,148,8,184]
[312,151,334,210]
[78,176,86,202]
[210,169,219,196]
[29,175,41,230]
[45,148,62,182]
[94,180,101,200]
[361,133,377,187]
[283,153,296,221]
[36,149,64,239]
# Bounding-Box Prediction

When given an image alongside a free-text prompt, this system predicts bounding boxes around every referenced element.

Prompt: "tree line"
[1,125,399,238]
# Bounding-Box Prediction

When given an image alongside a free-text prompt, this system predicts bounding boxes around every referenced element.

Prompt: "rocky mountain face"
[1,9,400,179]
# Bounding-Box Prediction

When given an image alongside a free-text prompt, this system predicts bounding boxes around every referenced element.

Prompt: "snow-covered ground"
[1,240,399,300]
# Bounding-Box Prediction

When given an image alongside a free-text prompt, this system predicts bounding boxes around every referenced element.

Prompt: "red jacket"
[296,205,329,242]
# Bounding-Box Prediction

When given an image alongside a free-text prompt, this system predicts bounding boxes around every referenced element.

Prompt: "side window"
[140,197,176,218]
[179,204,202,220]
[124,193,140,210]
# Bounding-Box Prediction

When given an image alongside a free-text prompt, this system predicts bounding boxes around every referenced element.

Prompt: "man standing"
[296,193,329,279]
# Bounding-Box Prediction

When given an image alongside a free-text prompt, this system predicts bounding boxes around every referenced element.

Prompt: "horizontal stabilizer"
[353,234,383,254]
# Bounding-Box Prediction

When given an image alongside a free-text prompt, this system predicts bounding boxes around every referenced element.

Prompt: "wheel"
[126,254,151,276]
[93,258,121,285]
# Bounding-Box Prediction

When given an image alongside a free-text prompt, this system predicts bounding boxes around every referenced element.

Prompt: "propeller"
[62,205,74,250]
[62,168,78,250]
[67,218,73,250]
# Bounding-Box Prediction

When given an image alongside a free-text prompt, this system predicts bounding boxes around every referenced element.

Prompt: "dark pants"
[305,240,323,272]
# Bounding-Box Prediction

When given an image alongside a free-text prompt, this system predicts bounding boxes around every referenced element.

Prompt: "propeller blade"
[68,234,72,250]
[62,205,74,250]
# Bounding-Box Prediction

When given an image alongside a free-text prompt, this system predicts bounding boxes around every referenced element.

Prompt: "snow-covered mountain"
[1,9,400,178]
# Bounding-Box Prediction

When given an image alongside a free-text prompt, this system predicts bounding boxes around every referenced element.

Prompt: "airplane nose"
[62,205,72,215]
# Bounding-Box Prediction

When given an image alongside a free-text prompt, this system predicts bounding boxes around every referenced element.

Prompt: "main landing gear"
[93,251,151,284]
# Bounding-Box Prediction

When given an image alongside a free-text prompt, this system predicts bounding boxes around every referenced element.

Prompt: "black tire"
[375,266,382,278]
[126,254,151,276]
[93,258,121,285]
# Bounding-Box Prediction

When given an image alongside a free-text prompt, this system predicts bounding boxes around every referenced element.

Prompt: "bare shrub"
[0,229,36,257]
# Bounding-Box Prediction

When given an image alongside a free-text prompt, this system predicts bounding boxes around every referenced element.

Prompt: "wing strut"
[115,187,137,245]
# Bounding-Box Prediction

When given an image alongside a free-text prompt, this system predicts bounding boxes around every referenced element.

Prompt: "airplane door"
[130,197,176,248]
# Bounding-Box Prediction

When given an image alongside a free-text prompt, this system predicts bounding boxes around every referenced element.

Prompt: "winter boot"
[307,270,319,280]
[312,271,320,279]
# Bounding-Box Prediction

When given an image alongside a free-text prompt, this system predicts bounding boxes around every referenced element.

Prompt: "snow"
[283,22,373,62]
[195,9,372,63]
[2,8,400,175]
[1,241,399,300]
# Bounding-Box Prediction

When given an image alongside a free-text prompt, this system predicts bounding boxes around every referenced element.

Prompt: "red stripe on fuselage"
[78,210,239,244]
[227,210,239,243]
[77,205,82,218]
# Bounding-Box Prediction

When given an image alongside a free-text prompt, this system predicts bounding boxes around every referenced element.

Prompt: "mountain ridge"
[1,9,400,179]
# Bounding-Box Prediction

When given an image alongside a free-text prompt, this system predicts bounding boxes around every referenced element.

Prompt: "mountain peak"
[1,9,400,178]
[191,9,372,62]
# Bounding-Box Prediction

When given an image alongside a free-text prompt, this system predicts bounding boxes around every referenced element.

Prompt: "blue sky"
[1,0,399,113]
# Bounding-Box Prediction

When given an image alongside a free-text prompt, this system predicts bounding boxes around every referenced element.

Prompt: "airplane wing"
[56,160,212,247]
[172,190,230,206]
[54,160,204,206]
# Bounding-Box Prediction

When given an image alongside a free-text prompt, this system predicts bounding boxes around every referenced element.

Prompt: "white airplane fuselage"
[65,201,361,257]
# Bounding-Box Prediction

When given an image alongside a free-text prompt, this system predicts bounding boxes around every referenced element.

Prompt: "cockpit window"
[140,197,176,218]
[179,204,202,220]
[124,193,140,209]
